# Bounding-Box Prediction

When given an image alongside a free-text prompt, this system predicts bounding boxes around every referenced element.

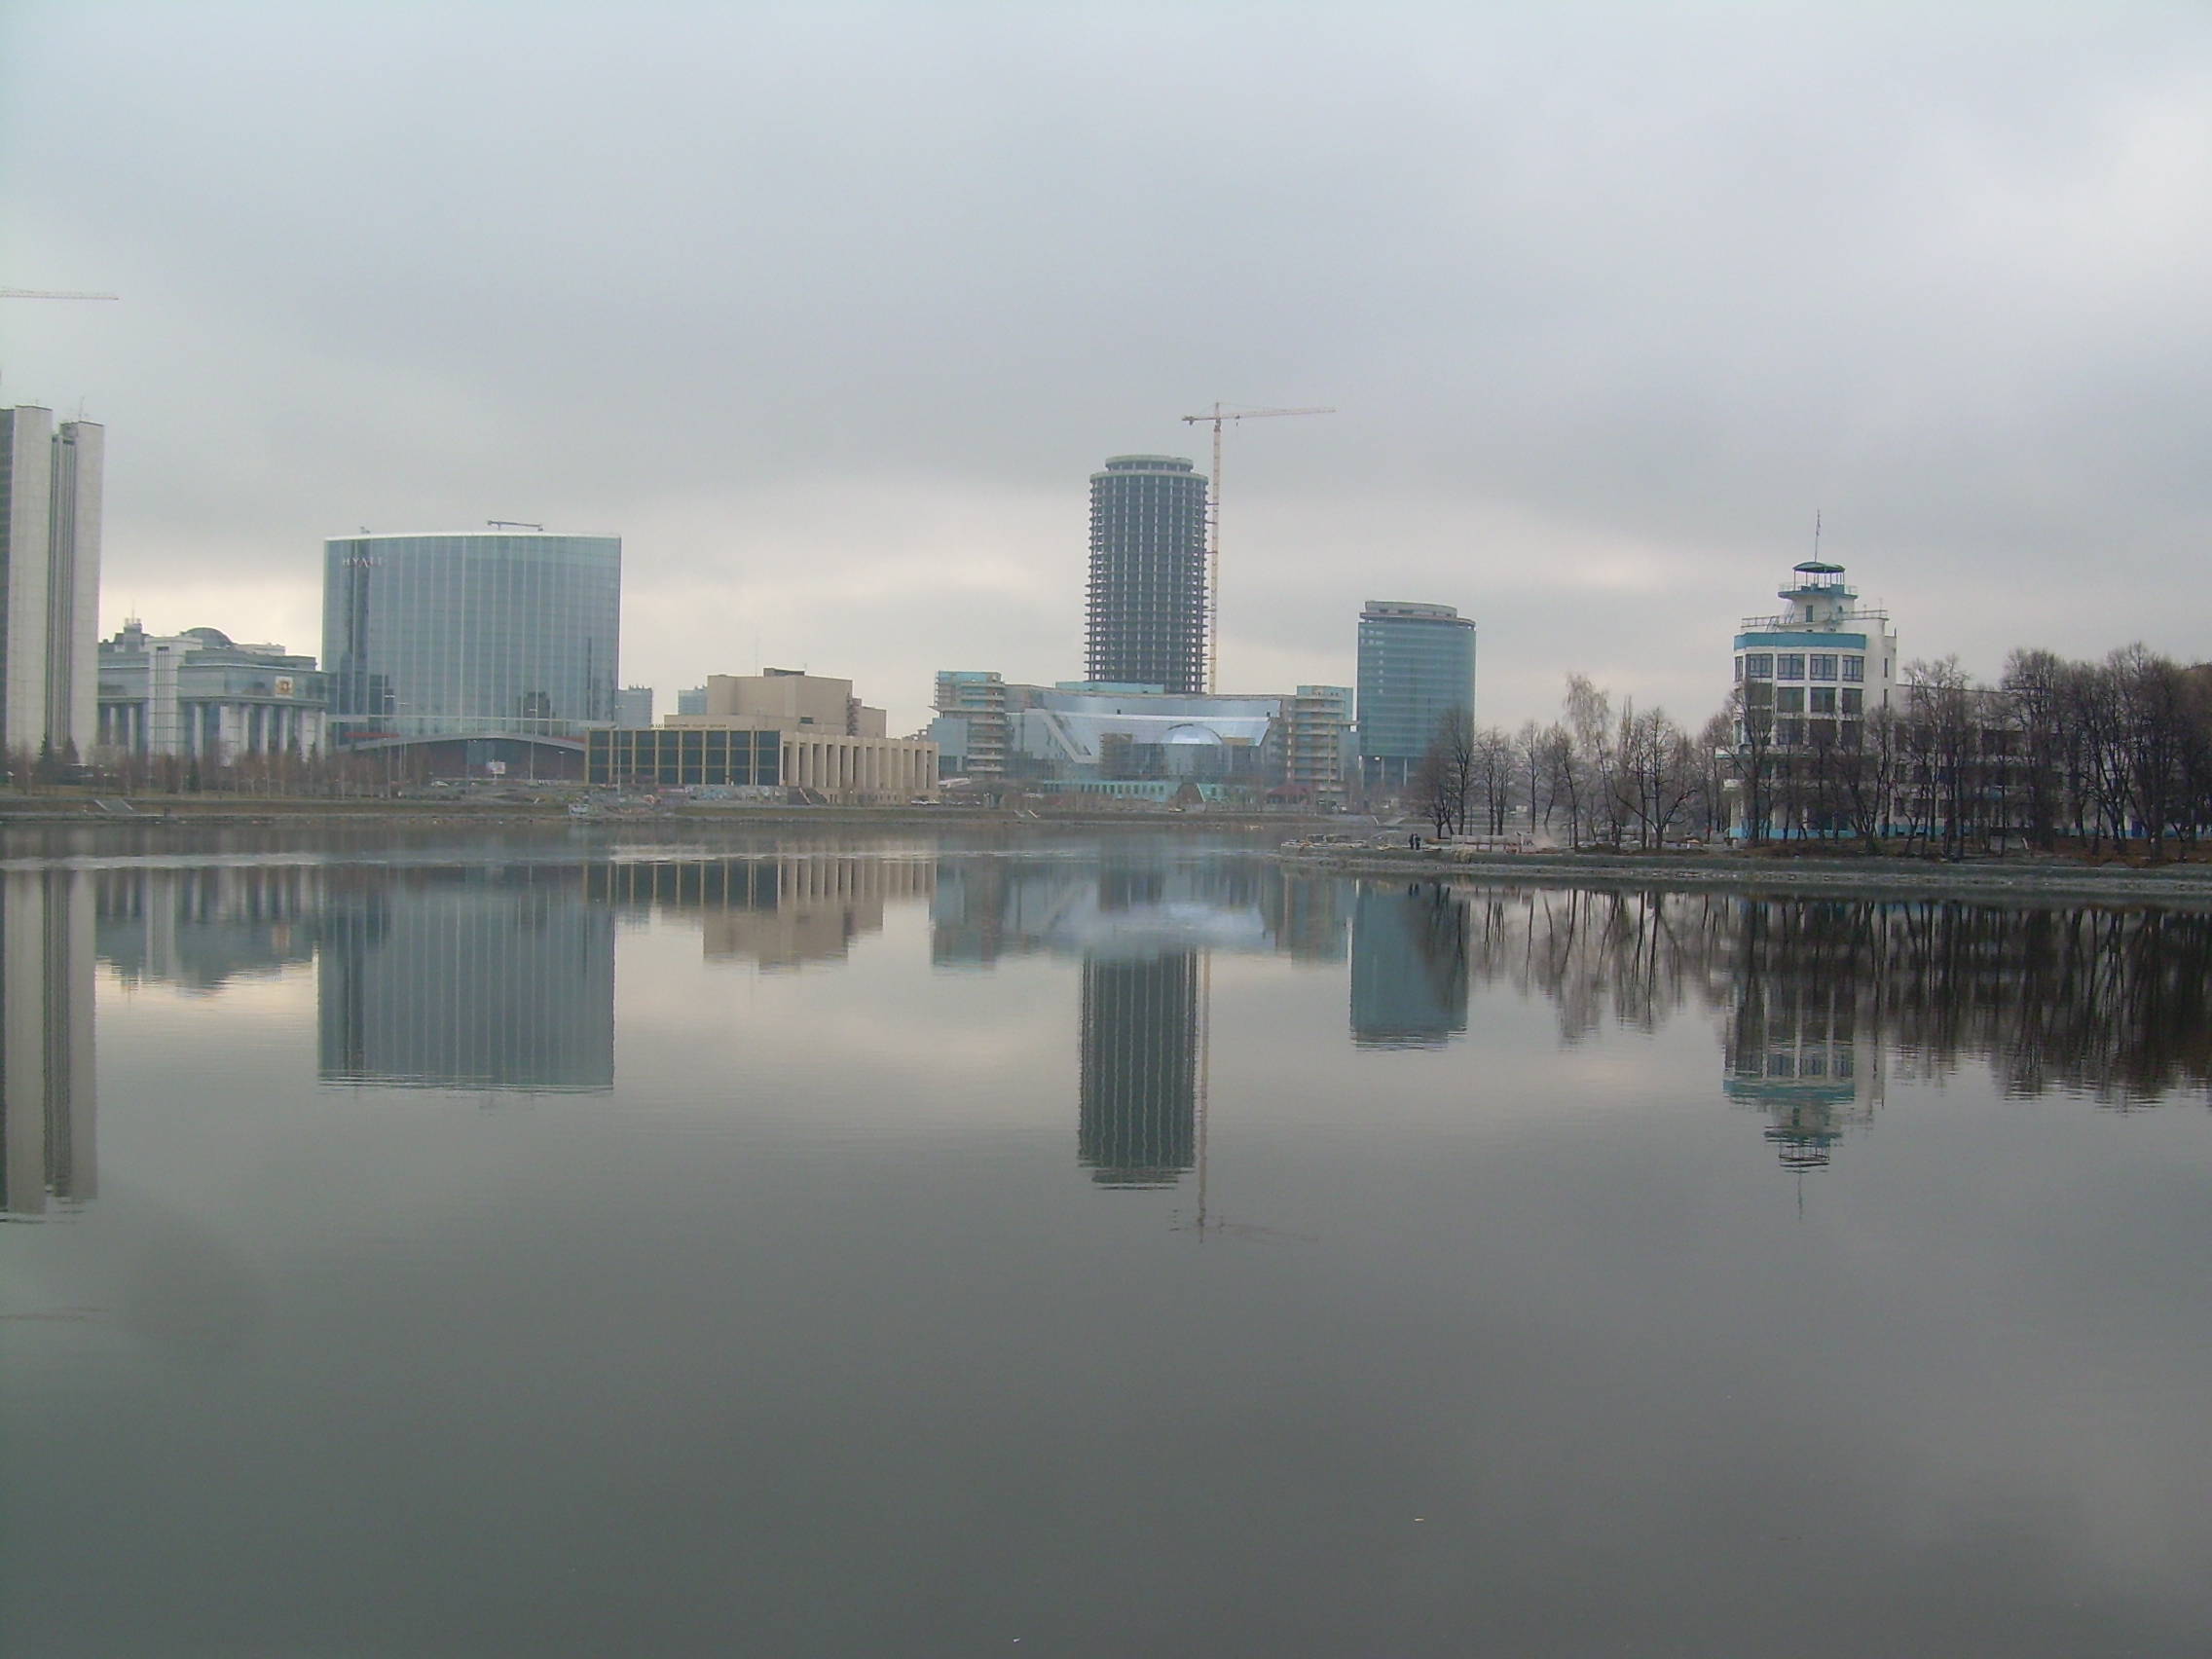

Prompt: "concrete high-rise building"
[323,530,620,776]
[1087,455,1208,695]
[931,670,1011,778]
[0,407,103,757]
[1282,684,1353,805]
[1355,600,1477,793]
[616,685,655,729]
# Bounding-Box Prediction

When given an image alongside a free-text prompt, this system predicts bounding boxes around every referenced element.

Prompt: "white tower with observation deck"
[1729,562,1899,837]
[1733,562,1898,745]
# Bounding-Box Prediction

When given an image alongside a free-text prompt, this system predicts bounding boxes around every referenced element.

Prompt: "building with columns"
[585,669,936,801]
[95,623,328,764]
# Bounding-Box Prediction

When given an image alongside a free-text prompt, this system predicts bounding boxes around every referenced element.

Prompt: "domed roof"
[182,626,234,646]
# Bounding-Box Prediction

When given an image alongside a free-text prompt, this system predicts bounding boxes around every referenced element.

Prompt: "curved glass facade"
[1356,600,1477,789]
[322,533,619,742]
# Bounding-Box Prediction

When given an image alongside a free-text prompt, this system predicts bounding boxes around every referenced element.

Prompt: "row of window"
[1774,686,1863,716]
[1736,652,1865,682]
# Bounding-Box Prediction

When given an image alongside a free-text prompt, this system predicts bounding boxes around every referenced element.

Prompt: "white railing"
[1737,608,1890,633]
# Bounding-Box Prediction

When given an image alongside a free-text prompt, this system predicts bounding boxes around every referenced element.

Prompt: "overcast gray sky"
[4,1,2208,731]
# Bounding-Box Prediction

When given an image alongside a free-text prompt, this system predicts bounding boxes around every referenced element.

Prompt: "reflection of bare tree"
[1351,883,1470,1049]
[1453,887,1734,1043]
[1868,903,2212,1105]
[1436,883,2212,1107]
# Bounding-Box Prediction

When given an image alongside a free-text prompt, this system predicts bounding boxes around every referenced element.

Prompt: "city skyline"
[6,7,2209,733]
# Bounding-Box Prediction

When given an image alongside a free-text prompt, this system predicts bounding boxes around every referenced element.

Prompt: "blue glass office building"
[323,532,620,772]
[1356,600,1477,790]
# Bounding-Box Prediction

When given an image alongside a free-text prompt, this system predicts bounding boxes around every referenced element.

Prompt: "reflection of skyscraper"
[1,868,95,1217]
[1350,882,1469,1049]
[318,866,614,1092]
[1079,952,1199,1187]
[1260,864,1348,964]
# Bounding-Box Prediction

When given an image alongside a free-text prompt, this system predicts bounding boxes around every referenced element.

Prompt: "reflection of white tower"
[0,868,96,1216]
[1724,975,1885,1169]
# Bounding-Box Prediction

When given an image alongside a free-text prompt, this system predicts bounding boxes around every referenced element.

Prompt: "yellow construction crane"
[1181,402,1334,692]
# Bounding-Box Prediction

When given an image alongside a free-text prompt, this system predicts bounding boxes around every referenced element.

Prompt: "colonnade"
[779,735,938,802]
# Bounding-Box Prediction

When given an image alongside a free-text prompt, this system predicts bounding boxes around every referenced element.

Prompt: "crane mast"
[1181,403,1333,692]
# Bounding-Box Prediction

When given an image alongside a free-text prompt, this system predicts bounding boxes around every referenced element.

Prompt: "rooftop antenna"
[1813,509,1823,561]
[488,520,544,532]
[1180,403,1334,693]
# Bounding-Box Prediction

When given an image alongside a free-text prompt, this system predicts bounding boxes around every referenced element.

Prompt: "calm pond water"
[4,827,2211,1658]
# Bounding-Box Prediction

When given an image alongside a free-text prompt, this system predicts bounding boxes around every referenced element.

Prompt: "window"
[1809,654,1838,681]
[1778,719,1804,747]
[1840,687,1863,716]
[1810,687,1836,715]
[1777,653,1806,680]
[1744,653,1774,679]
[1842,655,1864,682]
[1776,686,1805,714]
[1734,656,1744,682]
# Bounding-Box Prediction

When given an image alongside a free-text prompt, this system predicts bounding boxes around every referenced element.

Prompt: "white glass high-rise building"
[0,407,103,757]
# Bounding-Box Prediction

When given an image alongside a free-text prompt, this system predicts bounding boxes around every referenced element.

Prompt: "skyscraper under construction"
[1087,455,1207,694]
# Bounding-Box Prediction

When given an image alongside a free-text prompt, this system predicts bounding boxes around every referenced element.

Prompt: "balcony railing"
[1737,607,1891,633]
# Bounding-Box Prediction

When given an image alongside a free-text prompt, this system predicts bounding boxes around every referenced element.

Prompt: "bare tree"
[1415,708,1477,837]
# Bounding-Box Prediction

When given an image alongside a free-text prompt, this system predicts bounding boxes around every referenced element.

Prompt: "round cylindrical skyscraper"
[1087,456,1207,694]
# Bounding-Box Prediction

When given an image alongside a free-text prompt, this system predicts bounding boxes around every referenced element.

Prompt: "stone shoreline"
[1273,843,2212,905]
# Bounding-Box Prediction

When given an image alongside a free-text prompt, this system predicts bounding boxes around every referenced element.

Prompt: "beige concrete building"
[776,730,936,801]
[694,669,888,737]
[641,669,936,802]
[700,856,936,968]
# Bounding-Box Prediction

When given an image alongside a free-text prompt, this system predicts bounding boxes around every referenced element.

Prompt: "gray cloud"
[4,1,2209,727]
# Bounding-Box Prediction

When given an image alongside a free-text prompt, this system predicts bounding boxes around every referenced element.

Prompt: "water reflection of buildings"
[95,866,322,991]
[319,866,614,1093]
[931,844,1336,1190]
[1350,882,1469,1049]
[595,855,935,969]
[1372,884,2212,1166]
[1723,969,1884,1169]
[1080,952,1199,1186]
[1,869,95,1218]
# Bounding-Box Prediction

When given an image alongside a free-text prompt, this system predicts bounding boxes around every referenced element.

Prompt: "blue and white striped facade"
[1728,563,1899,838]
[1732,562,1898,746]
